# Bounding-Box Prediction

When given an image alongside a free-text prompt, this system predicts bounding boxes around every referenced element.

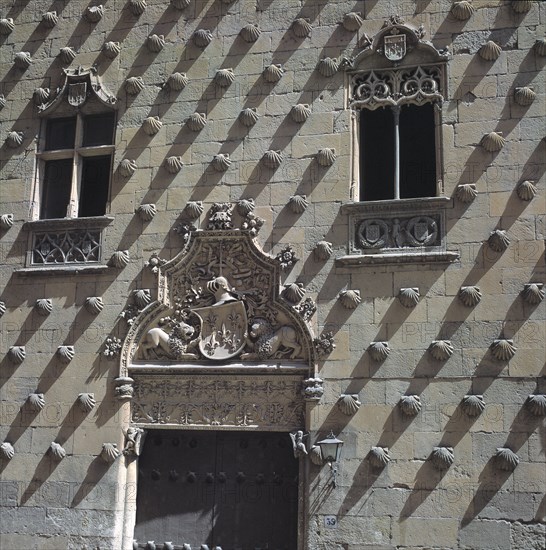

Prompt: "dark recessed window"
[82,113,116,147]
[45,117,76,150]
[40,159,73,219]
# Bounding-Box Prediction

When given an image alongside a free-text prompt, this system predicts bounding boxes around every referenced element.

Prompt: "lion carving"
[140,320,198,359]
[244,317,302,360]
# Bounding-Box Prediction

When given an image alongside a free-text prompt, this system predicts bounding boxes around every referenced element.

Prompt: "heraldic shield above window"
[338,16,458,266]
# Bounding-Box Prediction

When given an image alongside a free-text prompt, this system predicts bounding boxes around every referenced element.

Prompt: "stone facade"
[0,0,544,549]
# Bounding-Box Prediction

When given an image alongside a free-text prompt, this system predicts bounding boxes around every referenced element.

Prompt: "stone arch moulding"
[119,229,318,432]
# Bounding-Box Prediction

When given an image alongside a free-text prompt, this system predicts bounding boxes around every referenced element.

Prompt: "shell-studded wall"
[0,1,545,549]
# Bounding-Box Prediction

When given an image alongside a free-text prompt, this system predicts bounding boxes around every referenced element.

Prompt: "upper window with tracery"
[345,16,449,202]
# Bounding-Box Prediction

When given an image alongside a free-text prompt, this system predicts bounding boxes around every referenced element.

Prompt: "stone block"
[391,517,459,547]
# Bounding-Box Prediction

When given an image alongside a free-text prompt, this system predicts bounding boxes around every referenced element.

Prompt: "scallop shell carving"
[491,339,516,361]
[14,52,32,69]
[290,104,311,123]
[516,180,537,201]
[59,47,77,64]
[495,447,519,471]
[171,0,190,8]
[101,443,121,463]
[526,394,546,416]
[488,229,510,252]
[33,87,51,105]
[0,18,14,35]
[292,18,312,38]
[84,5,104,23]
[236,198,255,216]
[451,1,475,20]
[522,283,544,305]
[147,34,165,53]
[368,341,390,362]
[125,76,145,95]
[262,150,283,169]
[6,131,24,148]
[309,445,324,465]
[458,286,482,307]
[479,41,502,61]
[314,240,333,260]
[339,290,361,309]
[337,394,361,416]
[102,41,121,59]
[369,446,391,468]
[512,0,532,13]
[534,38,546,56]
[110,250,130,268]
[142,116,162,136]
[77,393,96,412]
[129,0,147,16]
[398,287,420,308]
[57,345,75,364]
[240,24,261,43]
[215,68,235,88]
[136,203,157,221]
[263,64,284,83]
[399,395,422,416]
[187,112,207,131]
[27,393,46,412]
[480,131,505,152]
[35,298,53,316]
[166,72,188,91]
[461,394,485,417]
[0,95,5,110]
[342,12,364,31]
[165,156,184,174]
[282,282,306,304]
[212,153,231,172]
[430,340,454,361]
[184,201,204,219]
[514,86,536,106]
[239,108,259,127]
[431,446,454,470]
[0,442,15,461]
[317,57,339,77]
[49,442,66,461]
[456,183,478,203]
[42,11,59,28]
[119,159,137,177]
[316,148,336,167]
[193,29,213,48]
[134,289,151,309]
[85,296,104,314]
[1,214,14,229]
[0,301,6,317]
[8,346,26,365]
[288,194,308,214]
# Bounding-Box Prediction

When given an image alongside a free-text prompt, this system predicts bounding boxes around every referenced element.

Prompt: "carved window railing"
[337,198,459,266]
[21,216,113,272]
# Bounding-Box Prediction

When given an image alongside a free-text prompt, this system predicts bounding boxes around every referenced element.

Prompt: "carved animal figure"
[247,317,301,360]
[140,321,196,359]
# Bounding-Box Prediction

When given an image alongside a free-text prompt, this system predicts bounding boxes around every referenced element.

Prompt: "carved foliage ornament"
[121,231,315,372]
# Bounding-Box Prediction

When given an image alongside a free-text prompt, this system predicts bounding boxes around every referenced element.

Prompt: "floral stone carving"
[293,298,317,322]
[104,337,122,359]
[314,332,335,357]
[275,245,298,271]
[207,203,234,230]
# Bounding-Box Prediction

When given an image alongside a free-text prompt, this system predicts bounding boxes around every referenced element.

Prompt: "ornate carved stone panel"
[120,230,315,375]
[131,374,305,431]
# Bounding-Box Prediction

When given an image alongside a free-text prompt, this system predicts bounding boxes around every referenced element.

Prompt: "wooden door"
[134,430,299,549]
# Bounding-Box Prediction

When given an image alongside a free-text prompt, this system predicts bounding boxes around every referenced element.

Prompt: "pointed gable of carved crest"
[120,230,316,376]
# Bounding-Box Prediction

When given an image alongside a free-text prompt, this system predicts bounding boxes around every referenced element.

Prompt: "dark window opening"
[360,103,437,201]
[45,117,77,150]
[82,113,116,147]
[41,159,73,219]
[79,156,111,217]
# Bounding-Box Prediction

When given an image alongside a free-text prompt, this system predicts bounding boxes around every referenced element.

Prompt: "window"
[352,66,443,202]
[38,112,115,219]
